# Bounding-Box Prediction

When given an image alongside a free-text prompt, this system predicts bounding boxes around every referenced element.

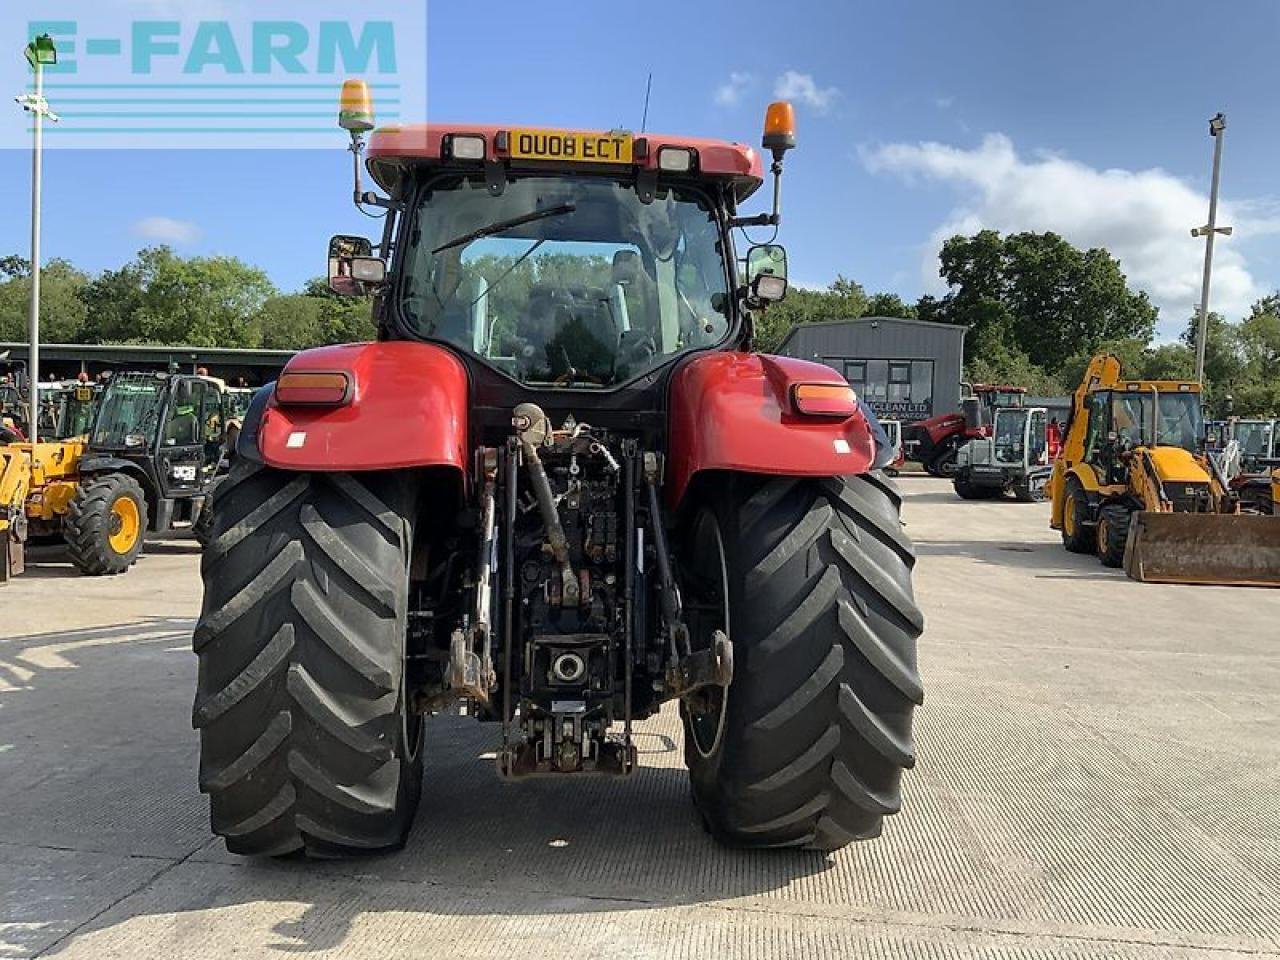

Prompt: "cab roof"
[366,124,764,202]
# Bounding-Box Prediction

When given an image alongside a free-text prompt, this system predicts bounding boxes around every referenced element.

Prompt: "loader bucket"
[1124,511,1280,587]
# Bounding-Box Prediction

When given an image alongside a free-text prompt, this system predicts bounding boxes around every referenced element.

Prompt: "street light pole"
[27,56,44,442]
[16,34,59,444]
[1191,113,1230,384]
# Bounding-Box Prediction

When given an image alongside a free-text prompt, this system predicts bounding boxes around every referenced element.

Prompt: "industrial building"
[775,317,967,421]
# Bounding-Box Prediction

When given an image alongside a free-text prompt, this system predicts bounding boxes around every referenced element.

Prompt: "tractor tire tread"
[193,458,421,858]
[687,473,923,853]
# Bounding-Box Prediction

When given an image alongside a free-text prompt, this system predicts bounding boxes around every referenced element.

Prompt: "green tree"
[922,230,1157,375]
[0,258,89,342]
[81,247,275,347]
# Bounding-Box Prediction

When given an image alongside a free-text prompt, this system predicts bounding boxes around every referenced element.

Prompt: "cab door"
[1026,408,1048,467]
[156,378,211,499]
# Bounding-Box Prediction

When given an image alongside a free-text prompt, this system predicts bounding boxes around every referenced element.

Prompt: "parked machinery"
[953,405,1052,501]
[1048,354,1280,585]
[904,383,1027,477]
[2,370,225,579]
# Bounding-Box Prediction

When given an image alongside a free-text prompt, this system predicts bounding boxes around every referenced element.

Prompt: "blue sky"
[4,0,1279,338]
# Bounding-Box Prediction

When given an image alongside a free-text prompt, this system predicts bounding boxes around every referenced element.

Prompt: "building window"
[843,361,866,390]
[830,357,935,419]
[888,362,912,402]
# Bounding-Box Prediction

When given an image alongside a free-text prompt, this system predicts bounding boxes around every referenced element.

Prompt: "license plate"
[509,129,633,164]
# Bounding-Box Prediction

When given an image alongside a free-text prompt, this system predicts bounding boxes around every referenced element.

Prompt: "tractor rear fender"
[255,342,470,478]
[667,352,877,509]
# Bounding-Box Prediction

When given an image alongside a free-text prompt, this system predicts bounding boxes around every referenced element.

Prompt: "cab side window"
[1083,393,1108,464]
[166,380,206,446]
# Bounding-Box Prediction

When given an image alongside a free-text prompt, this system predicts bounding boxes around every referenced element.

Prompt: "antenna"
[640,72,653,133]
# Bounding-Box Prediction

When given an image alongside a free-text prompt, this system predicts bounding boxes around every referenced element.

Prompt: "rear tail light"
[793,383,858,418]
[275,372,351,406]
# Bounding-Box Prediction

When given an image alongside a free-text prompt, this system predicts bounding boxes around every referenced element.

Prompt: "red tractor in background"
[903,383,1027,477]
[192,86,924,859]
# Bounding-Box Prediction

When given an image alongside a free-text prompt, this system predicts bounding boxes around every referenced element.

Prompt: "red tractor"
[192,84,924,858]
[904,383,1027,477]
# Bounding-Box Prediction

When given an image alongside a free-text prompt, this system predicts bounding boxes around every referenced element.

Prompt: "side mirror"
[746,243,788,303]
[328,235,387,297]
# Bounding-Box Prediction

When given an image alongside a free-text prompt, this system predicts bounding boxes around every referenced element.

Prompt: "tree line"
[0,247,373,352]
[3,232,1277,416]
[759,229,1279,416]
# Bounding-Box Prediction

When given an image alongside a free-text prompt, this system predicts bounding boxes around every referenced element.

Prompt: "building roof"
[0,342,294,365]
[775,316,967,354]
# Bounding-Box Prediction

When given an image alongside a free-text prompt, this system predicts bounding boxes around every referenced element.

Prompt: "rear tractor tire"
[193,459,423,858]
[683,473,925,852]
[64,474,147,575]
[1096,503,1132,568]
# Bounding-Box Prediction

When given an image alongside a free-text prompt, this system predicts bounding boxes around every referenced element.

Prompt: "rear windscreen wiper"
[431,202,576,255]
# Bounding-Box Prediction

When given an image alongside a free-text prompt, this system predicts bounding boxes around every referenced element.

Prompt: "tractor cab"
[953,405,1051,501]
[37,380,98,441]
[84,371,225,533]
[1230,418,1276,474]
[324,106,792,439]
[0,359,30,440]
[1079,385,1205,489]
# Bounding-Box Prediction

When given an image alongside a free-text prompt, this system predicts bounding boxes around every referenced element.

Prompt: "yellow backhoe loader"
[0,438,84,582]
[1048,354,1280,586]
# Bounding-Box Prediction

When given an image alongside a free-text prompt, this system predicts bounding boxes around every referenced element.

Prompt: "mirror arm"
[349,131,395,211]
[728,159,785,229]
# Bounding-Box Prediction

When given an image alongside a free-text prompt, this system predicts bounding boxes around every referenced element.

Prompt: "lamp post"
[15,33,58,444]
[1190,113,1231,384]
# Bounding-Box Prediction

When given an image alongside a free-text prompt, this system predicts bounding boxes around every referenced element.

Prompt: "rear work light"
[447,134,487,161]
[657,146,696,172]
[792,383,858,418]
[275,372,351,406]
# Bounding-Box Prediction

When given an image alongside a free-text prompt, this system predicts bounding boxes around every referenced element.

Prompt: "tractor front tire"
[193,459,423,858]
[1096,503,1132,568]
[1060,477,1094,554]
[685,474,925,852]
[64,474,147,575]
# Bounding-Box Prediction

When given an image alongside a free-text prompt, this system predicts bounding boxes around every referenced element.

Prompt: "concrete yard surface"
[1,477,1278,958]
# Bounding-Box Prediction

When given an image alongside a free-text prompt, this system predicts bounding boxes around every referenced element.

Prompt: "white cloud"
[133,217,202,246]
[934,96,955,110]
[862,133,1277,335]
[714,72,754,108]
[773,71,839,113]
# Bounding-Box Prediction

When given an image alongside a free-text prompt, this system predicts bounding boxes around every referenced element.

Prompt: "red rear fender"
[667,352,876,508]
[257,341,469,475]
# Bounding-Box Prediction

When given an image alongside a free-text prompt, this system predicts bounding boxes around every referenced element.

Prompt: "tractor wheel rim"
[1064,495,1077,536]
[685,509,730,760]
[1096,517,1108,554]
[108,496,140,555]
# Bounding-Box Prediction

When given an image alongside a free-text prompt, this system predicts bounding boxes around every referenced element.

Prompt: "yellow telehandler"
[1048,354,1280,586]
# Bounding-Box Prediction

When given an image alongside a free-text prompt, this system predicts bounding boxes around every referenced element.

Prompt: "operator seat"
[611,250,657,336]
